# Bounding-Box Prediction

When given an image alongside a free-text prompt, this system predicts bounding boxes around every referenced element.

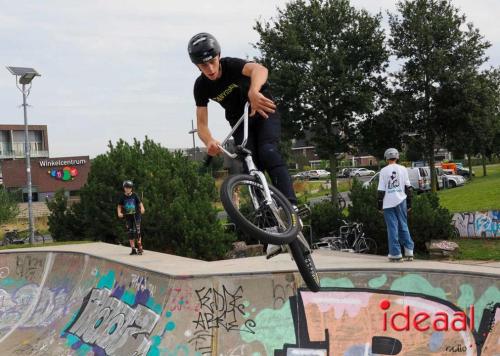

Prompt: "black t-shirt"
[118,192,141,216]
[193,57,272,125]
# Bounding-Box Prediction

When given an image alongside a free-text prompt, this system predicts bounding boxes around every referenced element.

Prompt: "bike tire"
[289,238,321,292]
[329,238,343,251]
[355,237,378,254]
[220,174,300,245]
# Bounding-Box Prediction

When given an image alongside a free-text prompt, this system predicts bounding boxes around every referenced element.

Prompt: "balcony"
[0,150,49,159]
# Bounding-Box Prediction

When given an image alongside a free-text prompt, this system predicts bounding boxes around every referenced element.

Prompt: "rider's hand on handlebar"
[207,139,222,156]
[248,90,276,119]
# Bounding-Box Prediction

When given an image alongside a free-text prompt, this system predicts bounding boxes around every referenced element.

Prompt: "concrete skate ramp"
[0,243,498,355]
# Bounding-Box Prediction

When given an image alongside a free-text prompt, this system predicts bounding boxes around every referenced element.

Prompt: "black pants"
[232,112,297,205]
[125,215,141,240]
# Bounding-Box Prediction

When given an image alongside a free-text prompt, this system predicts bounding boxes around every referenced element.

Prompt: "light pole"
[188,120,198,160]
[6,66,41,245]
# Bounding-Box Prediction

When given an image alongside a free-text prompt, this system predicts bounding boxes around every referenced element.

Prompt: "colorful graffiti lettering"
[64,288,160,355]
[453,211,500,238]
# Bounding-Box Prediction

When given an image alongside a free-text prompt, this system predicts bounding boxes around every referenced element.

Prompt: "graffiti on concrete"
[15,255,44,280]
[0,283,69,329]
[166,287,199,312]
[130,273,157,297]
[453,211,500,238]
[0,267,9,279]
[187,329,212,355]
[274,289,499,356]
[272,280,295,309]
[193,285,256,334]
[64,287,160,356]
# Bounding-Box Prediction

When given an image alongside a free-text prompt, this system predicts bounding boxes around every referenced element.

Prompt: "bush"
[348,179,455,255]
[47,138,235,261]
[348,180,387,254]
[310,200,345,241]
[0,187,19,225]
[46,189,84,241]
[408,193,454,253]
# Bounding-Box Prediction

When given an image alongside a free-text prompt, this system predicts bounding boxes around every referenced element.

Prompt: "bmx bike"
[209,103,320,292]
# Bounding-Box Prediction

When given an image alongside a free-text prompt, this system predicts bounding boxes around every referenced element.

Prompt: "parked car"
[307,169,330,180]
[292,169,330,180]
[362,172,380,188]
[292,171,309,180]
[456,167,475,179]
[350,168,376,177]
[338,167,355,178]
[442,172,466,188]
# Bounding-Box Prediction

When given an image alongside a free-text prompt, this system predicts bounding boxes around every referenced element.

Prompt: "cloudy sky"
[1,0,499,158]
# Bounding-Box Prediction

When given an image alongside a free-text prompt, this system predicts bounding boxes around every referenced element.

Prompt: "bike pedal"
[295,205,311,219]
[266,245,284,260]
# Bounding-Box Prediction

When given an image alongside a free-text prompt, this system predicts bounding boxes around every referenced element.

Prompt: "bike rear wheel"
[220,174,300,244]
[289,236,320,292]
[355,237,378,254]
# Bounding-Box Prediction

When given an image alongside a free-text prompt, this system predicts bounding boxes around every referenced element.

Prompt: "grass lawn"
[455,239,500,260]
[0,241,92,251]
[438,164,500,212]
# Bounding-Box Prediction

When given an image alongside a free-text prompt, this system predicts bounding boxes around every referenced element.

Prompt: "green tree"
[389,0,490,191]
[0,187,19,225]
[358,89,408,162]
[254,0,388,206]
[443,69,500,177]
[48,138,234,260]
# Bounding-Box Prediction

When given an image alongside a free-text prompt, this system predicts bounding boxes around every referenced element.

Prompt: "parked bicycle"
[208,103,320,292]
[1,229,49,246]
[313,220,377,254]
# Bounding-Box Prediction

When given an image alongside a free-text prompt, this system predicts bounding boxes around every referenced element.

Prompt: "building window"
[23,192,39,203]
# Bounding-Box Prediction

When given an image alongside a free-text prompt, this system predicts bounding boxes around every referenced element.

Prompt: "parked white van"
[407,167,431,193]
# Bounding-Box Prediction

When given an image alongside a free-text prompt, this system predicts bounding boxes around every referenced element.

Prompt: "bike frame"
[217,102,274,207]
[215,102,310,250]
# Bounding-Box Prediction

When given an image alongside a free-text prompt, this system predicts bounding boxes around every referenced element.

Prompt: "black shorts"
[125,215,141,238]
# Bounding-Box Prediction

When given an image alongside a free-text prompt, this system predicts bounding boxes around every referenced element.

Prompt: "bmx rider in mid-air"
[188,32,299,256]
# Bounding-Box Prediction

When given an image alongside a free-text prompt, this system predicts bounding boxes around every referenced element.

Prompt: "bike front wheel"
[289,236,321,292]
[220,174,300,245]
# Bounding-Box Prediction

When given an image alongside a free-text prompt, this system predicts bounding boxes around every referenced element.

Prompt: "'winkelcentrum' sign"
[39,159,87,168]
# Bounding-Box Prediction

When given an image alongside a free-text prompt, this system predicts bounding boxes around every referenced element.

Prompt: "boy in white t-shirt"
[377,148,414,262]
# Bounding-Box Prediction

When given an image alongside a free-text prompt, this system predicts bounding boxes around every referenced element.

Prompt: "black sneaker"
[130,248,138,255]
[137,248,143,255]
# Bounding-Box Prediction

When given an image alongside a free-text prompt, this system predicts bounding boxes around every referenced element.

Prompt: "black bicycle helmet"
[188,33,221,64]
[122,180,134,188]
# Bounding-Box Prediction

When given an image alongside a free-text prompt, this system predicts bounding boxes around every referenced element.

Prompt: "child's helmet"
[188,33,221,64]
[122,180,134,188]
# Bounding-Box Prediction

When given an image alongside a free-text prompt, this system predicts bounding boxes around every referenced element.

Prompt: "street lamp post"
[6,66,41,245]
[188,120,198,160]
